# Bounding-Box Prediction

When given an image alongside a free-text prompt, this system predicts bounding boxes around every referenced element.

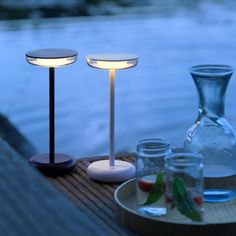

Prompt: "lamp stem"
[109,69,115,166]
[49,67,55,164]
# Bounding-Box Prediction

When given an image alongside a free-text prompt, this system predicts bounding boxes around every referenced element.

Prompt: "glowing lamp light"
[86,53,139,182]
[86,53,138,70]
[25,48,78,176]
[26,48,77,67]
[26,57,76,67]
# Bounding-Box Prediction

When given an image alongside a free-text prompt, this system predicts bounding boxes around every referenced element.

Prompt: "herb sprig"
[141,173,164,206]
[172,177,202,222]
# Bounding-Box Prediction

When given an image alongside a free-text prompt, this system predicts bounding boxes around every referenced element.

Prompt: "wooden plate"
[114,179,236,236]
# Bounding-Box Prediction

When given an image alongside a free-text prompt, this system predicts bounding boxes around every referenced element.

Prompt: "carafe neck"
[190,65,233,119]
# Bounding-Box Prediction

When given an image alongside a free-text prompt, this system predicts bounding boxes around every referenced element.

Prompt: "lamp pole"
[109,69,115,167]
[49,67,55,164]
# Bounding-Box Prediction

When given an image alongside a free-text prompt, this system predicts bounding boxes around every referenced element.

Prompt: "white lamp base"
[87,160,135,183]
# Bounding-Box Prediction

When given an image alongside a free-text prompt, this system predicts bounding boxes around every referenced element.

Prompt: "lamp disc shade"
[26,48,78,67]
[86,53,138,70]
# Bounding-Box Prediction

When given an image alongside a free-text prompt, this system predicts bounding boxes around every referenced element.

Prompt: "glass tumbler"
[136,138,171,217]
[165,152,204,222]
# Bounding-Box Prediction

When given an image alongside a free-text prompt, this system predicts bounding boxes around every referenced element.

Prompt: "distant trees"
[0,0,140,20]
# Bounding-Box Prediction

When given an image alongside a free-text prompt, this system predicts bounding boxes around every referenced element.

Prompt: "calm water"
[1,3,236,158]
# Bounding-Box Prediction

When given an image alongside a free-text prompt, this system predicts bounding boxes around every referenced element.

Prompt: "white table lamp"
[86,53,138,182]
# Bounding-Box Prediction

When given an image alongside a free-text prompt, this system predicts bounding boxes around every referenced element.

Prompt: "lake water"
[1,3,236,158]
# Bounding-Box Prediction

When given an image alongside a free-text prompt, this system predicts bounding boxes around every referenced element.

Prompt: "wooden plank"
[65,174,114,216]
[75,164,114,199]
[50,177,119,235]
[70,172,115,210]
[75,163,117,201]
[48,155,136,236]
[56,176,128,236]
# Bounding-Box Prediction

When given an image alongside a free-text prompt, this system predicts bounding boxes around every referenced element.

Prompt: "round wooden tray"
[114,179,236,236]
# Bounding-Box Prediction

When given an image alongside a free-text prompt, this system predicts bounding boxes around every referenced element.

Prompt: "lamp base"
[30,153,76,176]
[87,160,135,183]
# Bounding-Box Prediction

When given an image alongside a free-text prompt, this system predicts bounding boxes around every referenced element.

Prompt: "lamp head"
[86,53,138,70]
[26,48,78,68]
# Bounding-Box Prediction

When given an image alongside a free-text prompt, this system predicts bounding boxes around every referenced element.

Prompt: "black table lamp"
[26,48,78,176]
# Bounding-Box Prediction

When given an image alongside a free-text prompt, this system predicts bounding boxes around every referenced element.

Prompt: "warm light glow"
[26,56,77,68]
[86,53,139,70]
[87,58,138,70]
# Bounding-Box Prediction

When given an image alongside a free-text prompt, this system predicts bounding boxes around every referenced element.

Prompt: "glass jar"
[136,138,171,217]
[165,152,204,222]
[184,64,236,202]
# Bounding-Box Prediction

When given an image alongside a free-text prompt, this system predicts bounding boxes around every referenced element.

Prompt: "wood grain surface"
[47,154,136,236]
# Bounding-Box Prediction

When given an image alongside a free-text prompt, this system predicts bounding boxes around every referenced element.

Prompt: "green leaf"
[172,177,202,222]
[141,173,164,206]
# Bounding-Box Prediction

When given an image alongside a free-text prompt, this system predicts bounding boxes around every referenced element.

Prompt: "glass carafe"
[184,64,236,202]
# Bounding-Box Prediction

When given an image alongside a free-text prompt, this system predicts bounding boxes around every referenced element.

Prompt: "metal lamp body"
[26,48,78,176]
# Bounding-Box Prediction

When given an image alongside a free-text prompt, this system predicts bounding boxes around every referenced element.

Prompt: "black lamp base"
[30,153,76,176]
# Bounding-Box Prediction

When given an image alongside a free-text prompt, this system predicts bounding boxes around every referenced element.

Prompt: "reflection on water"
[0,3,236,158]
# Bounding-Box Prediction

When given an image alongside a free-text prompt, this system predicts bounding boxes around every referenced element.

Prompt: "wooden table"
[47,154,135,236]
[46,153,236,236]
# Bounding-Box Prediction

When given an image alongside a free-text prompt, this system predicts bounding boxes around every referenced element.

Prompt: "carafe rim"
[190,64,234,77]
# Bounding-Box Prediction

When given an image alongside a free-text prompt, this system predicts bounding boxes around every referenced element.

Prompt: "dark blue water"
[0,3,236,158]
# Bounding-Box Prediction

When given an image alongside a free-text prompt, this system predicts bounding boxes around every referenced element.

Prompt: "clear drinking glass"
[136,138,171,217]
[165,152,204,222]
[184,65,236,202]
